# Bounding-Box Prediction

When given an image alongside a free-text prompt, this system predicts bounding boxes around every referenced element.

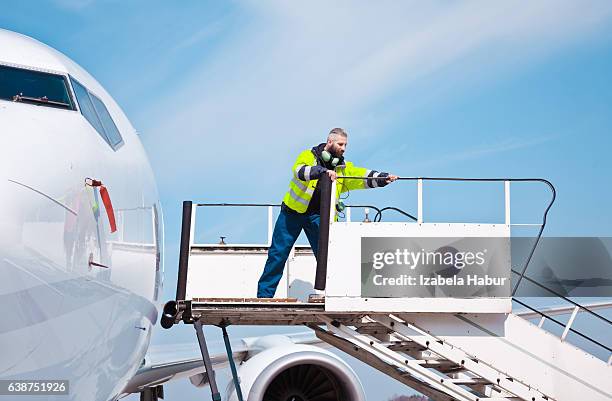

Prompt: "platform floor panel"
[183,301,367,326]
[192,297,300,303]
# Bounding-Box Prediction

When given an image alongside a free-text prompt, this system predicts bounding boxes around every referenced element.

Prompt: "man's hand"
[326,170,337,181]
[386,174,399,183]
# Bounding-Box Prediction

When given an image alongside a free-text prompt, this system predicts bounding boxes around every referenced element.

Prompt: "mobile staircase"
[161,176,612,401]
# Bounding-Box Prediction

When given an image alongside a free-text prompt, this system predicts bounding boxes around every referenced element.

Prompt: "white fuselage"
[0,29,162,401]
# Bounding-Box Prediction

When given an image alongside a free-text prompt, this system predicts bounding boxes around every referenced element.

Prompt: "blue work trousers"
[257,209,320,298]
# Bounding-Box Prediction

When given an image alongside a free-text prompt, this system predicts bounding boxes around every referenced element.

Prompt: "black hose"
[344,204,382,216]
[374,206,418,222]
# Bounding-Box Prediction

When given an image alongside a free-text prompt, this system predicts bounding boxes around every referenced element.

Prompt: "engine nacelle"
[226,335,365,401]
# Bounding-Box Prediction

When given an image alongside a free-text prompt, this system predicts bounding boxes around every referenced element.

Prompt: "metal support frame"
[157,176,612,401]
[139,385,163,401]
[221,325,244,401]
[194,320,221,401]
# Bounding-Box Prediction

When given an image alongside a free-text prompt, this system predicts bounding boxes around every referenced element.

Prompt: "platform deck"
[179,299,367,326]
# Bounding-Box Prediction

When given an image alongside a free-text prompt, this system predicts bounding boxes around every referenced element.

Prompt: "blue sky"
[3,1,612,400]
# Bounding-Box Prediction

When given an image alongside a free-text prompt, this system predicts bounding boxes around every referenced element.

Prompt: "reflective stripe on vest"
[287,186,309,206]
[303,166,312,180]
[291,177,314,195]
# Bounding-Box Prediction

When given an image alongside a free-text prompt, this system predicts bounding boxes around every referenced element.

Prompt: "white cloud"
[172,18,227,52]
[139,0,612,186]
[338,1,610,105]
[402,134,558,171]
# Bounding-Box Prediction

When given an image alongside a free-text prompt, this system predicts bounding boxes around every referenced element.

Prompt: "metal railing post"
[267,205,274,246]
[189,203,197,247]
[538,316,546,328]
[315,174,333,290]
[505,180,511,225]
[176,200,192,302]
[561,306,580,341]
[417,179,423,223]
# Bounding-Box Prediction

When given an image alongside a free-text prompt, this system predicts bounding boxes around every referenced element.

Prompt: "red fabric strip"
[99,185,117,233]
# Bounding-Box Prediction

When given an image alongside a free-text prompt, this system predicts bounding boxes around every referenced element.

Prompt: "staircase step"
[386,340,427,352]
[449,377,491,385]
[356,322,393,341]
[413,359,465,373]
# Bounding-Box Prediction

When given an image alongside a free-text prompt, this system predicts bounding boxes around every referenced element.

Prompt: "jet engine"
[224,335,365,401]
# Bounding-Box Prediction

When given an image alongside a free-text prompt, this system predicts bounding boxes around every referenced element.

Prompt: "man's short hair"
[328,127,348,142]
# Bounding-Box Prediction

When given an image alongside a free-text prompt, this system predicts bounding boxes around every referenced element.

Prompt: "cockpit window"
[90,92,123,148]
[71,78,105,135]
[70,77,124,150]
[0,64,75,110]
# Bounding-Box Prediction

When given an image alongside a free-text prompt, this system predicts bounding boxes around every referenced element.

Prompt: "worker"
[257,128,398,298]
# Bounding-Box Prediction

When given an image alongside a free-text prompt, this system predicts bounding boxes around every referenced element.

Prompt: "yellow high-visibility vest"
[282,148,379,213]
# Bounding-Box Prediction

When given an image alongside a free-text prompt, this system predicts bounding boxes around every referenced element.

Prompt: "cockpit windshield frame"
[0,63,76,111]
[69,76,124,151]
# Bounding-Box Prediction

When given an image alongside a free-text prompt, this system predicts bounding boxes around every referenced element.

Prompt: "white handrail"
[515,300,612,319]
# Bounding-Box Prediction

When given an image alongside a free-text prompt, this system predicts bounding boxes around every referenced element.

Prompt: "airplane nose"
[0,179,65,375]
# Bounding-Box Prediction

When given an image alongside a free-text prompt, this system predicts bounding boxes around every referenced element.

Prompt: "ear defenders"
[321,150,341,168]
